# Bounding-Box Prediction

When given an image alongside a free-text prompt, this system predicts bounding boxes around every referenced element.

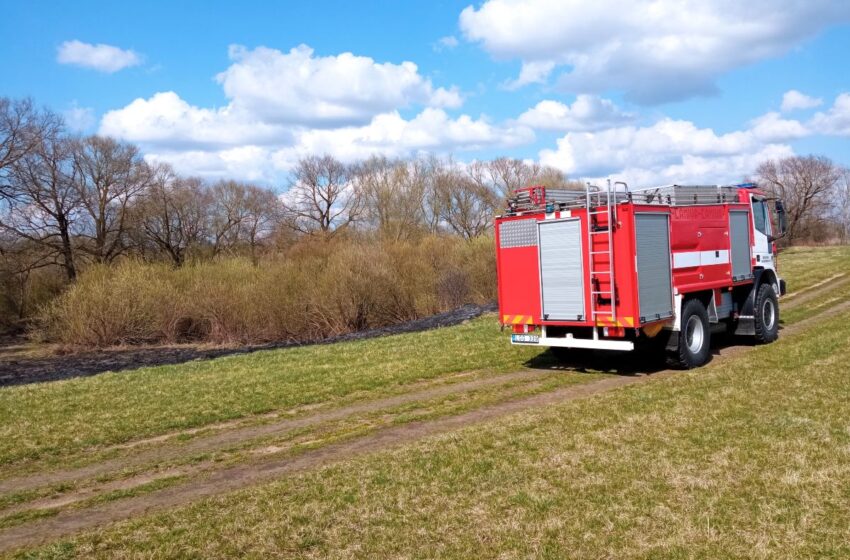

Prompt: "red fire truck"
[495,182,788,368]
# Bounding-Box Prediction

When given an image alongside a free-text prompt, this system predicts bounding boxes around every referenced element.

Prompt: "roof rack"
[505,183,742,215]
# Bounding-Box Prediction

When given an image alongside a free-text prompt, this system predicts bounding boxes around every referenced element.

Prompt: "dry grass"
[37,235,496,347]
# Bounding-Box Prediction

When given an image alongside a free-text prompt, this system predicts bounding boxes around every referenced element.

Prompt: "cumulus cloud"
[57,40,141,73]
[140,110,532,182]
[97,44,508,181]
[538,116,803,185]
[459,0,850,103]
[748,112,809,142]
[278,108,534,165]
[100,92,290,149]
[504,61,555,90]
[781,90,823,112]
[216,45,462,127]
[810,93,850,136]
[516,95,634,131]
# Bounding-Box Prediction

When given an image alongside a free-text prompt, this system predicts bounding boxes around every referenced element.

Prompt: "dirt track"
[0,291,847,553]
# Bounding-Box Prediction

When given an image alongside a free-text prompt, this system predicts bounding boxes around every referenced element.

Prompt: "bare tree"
[241,184,282,263]
[436,162,497,239]
[355,156,427,241]
[283,155,361,235]
[421,155,447,234]
[756,155,841,243]
[1,98,58,178]
[486,157,540,198]
[0,126,80,281]
[209,180,250,255]
[72,135,150,263]
[133,165,210,267]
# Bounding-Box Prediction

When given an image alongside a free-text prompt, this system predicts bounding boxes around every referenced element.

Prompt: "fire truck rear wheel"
[753,283,779,343]
[668,298,711,369]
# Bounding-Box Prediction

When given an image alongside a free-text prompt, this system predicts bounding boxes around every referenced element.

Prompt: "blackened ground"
[0,303,497,387]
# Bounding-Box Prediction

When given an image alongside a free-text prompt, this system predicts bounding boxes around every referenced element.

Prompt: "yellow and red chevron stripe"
[595,316,635,328]
[502,314,534,325]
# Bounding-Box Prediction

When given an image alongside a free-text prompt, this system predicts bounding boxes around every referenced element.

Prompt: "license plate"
[511,334,539,344]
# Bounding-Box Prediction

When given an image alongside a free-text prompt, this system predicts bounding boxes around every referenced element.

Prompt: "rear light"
[603,326,625,338]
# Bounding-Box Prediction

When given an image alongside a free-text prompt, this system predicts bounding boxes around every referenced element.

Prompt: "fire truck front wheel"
[669,298,711,369]
[753,283,779,343]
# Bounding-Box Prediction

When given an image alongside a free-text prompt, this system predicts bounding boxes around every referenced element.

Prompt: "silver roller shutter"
[635,213,674,322]
[538,219,585,321]
[729,210,753,281]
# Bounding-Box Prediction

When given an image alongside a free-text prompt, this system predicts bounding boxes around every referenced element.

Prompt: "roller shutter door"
[538,219,585,321]
[635,213,674,322]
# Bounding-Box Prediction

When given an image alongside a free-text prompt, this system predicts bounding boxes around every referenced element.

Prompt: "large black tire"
[668,298,711,369]
[753,283,779,343]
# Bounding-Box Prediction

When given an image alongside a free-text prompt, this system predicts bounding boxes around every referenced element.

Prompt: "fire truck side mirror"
[772,200,788,240]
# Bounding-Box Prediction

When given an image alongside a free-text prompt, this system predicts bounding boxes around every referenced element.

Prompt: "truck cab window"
[753,199,769,235]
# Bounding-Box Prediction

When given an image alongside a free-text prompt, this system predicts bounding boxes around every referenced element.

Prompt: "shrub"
[37,234,497,347]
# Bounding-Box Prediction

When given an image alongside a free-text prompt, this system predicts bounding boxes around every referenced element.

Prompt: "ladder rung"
[590,230,612,235]
[590,251,611,255]
[592,290,612,294]
[590,271,611,275]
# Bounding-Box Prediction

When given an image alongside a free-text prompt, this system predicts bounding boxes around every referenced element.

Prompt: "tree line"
[0,97,574,327]
[2,96,849,337]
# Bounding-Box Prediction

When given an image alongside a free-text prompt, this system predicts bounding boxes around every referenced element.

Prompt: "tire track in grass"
[0,369,560,495]
[782,273,850,307]
[3,298,848,554]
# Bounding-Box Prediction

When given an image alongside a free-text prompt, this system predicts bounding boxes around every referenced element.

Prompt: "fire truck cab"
[495,182,788,368]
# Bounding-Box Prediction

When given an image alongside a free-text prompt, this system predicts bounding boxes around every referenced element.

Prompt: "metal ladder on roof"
[585,180,616,325]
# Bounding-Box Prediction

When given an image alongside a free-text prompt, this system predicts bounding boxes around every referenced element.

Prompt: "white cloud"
[100,92,290,149]
[749,112,809,142]
[538,117,801,185]
[810,93,850,136]
[63,103,96,132]
[57,40,141,73]
[781,90,823,112]
[216,45,462,127]
[277,108,533,166]
[143,146,276,183]
[434,36,460,51]
[459,0,850,103]
[504,61,555,90]
[98,44,494,181]
[516,95,634,131]
[130,108,532,182]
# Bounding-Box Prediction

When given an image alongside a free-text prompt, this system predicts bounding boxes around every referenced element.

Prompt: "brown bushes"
[38,235,496,347]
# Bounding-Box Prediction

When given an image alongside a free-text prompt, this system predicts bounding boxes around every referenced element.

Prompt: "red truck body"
[495,183,785,366]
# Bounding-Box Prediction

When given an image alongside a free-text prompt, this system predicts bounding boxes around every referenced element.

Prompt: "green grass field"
[1,245,849,558]
[0,318,555,469]
[22,306,850,559]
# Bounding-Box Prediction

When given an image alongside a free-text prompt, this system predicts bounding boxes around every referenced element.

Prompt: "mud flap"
[663,328,679,352]
[734,285,756,336]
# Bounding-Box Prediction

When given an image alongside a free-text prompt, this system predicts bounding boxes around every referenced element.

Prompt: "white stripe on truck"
[672,250,730,269]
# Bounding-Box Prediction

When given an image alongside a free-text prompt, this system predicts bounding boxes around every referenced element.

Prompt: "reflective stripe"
[672,250,730,269]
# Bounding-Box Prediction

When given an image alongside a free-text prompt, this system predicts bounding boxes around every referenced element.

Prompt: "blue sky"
[2,0,849,186]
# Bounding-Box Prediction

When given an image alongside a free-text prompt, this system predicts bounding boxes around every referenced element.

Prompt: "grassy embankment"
[1,245,848,555]
[0,246,845,472]
[9,246,850,558]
